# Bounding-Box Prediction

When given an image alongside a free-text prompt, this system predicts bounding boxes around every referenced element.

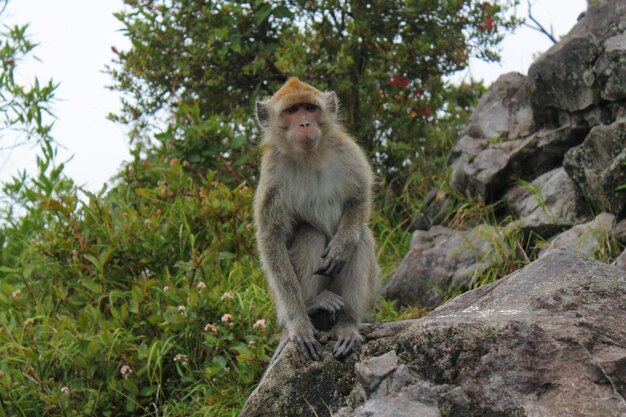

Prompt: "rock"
[504,167,592,238]
[450,126,587,200]
[412,188,454,231]
[505,126,588,179]
[241,249,626,417]
[594,32,626,101]
[528,0,626,120]
[563,119,626,215]
[354,350,399,395]
[613,249,626,270]
[461,72,535,141]
[383,224,517,308]
[239,342,356,417]
[451,138,524,199]
[539,212,615,258]
[613,218,626,244]
[528,36,599,115]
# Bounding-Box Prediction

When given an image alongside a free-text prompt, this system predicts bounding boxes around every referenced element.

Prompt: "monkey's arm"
[257,191,323,360]
[315,192,369,278]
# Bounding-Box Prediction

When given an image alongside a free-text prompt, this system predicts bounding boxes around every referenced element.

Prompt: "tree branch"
[524,0,557,44]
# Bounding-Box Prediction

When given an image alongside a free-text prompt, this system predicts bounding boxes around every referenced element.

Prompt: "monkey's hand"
[288,321,323,361]
[314,242,347,278]
[331,323,362,359]
[307,290,344,318]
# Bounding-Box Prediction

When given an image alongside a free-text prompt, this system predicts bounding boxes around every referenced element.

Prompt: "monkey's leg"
[329,228,379,358]
[288,224,327,300]
[286,223,328,358]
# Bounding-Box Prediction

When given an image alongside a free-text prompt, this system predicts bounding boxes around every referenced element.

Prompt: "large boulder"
[460,72,535,141]
[382,224,516,308]
[241,249,626,417]
[528,0,626,120]
[503,167,592,237]
[563,119,626,216]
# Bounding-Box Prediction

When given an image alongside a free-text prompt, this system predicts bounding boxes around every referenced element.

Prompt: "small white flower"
[173,354,188,366]
[197,281,206,290]
[60,386,70,395]
[121,365,133,379]
[163,286,170,293]
[11,289,21,300]
[177,305,187,314]
[204,323,218,333]
[253,319,266,329]
[221,313,232,322]
[220,292,235,301]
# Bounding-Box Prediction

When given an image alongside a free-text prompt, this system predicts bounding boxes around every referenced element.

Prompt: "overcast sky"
[1,0,587,191]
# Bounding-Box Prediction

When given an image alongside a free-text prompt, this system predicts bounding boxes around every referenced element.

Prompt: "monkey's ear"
[256,100,270,128]
[326,92,338,115]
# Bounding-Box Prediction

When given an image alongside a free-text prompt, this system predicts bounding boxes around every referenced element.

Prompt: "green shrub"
[0,156,276,416]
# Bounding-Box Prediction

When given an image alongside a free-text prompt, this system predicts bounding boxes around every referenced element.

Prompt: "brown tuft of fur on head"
[271,77,326,111]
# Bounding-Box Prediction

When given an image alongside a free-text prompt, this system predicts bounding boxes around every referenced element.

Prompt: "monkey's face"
[280,102,322,150]
[256,78,339,153]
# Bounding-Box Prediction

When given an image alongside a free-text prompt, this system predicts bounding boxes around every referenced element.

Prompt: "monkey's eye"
[284,105,298,114]
[304,103,318,112]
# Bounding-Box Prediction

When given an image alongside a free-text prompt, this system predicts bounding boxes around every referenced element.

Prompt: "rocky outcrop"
[241,249,626,417]
[391,0,626,308]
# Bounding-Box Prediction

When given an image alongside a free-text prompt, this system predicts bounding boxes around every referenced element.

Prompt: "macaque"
[254,78,379,360]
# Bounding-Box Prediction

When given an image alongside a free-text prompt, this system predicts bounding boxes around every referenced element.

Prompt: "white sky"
[1,0,587,191]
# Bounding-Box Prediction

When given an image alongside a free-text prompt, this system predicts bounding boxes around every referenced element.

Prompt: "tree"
[109,0,520,188]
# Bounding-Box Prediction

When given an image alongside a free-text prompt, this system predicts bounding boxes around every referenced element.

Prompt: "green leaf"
[81,277,101,294]
[255,3,272,25]
[232,135,246,148]
[273,5,293,19]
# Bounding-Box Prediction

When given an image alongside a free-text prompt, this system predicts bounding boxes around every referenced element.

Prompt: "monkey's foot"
[331,324,362,358]
[307,290,344,317]
[289,326,323,361]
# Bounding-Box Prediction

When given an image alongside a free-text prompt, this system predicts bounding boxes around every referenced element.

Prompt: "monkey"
[254,77,379,360]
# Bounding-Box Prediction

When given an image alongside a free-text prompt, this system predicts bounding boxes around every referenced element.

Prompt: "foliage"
[0,22,57,153]
[1,151,278,415]
[0,17,58,279]
[108,0,519,188]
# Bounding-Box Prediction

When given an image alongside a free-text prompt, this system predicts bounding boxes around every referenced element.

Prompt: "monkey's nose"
[300,117,310,127]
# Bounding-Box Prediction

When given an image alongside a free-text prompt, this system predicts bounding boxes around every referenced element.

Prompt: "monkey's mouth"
[294,136,317,149]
